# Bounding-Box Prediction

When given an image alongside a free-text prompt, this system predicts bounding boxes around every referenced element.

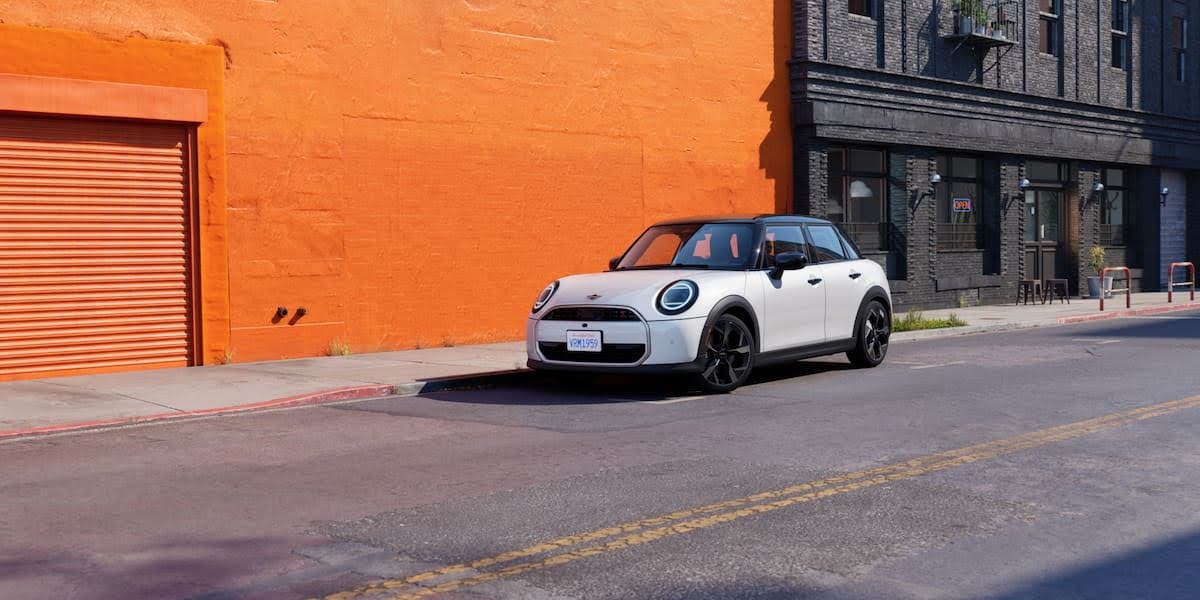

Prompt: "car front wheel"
[847,300,890,368]
[695,313,755,394]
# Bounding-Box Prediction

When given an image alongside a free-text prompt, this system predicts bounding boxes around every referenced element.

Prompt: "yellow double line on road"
[322,394,1200,600]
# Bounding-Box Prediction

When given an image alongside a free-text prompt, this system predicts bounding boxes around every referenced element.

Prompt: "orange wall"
[0,0,792,362]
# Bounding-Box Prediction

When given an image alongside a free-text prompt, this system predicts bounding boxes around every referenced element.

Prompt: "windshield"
[615,223,757,270]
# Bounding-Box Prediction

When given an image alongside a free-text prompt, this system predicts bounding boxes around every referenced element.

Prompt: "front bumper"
[526,309,707,370]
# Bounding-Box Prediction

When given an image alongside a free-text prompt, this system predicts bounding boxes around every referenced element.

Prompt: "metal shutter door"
[0,116,193,380]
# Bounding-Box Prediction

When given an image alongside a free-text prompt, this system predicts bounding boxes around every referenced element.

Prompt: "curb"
[0,370,534,442]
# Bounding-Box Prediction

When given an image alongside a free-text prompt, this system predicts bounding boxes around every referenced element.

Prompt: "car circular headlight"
[657,280,698,315]
[532,281,560,313]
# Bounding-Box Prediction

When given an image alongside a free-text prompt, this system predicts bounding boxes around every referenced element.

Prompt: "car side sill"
[756,338,856,367]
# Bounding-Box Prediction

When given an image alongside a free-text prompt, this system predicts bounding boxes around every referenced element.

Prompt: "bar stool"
[1016,280,1041,305]
[1043,278,1070,304]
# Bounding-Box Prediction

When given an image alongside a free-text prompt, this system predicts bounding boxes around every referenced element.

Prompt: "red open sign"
[952,197,973,213]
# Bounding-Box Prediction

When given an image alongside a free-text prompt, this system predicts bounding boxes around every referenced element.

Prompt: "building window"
[1173,17,1188,82]
[1111,0,1130,69]
[1101,168,1130,246]
[849,0,874,18]
[936,156,983,250]
[827,147,888,251]
[1040,0,1061,55]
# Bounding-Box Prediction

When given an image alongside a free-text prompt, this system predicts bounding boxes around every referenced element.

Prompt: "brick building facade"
[792,0,1200,308]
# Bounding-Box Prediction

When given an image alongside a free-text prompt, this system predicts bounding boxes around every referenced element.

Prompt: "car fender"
[699,295,762,355]
[850,285,892,340]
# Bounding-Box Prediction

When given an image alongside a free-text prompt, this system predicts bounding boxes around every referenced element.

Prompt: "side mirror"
[770,251,808,279]
[609,257,621,271]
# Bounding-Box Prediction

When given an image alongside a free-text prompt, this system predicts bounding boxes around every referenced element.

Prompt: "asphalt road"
[3,311,1200,600]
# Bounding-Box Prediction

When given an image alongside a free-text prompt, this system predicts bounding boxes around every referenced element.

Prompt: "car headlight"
[656,280,698,315]
[532,281,560,313]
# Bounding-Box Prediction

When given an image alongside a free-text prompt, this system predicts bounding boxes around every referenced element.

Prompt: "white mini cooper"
[527,215,892,392]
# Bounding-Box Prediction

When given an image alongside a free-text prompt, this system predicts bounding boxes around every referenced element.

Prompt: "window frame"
[936,155,985,250]
[848,0,875,19]
[1173,16,1189,83]
[1039,0,1062,56]
[827,146,890,252]
[1100,167,1131,247]
[1110,0,1130,70]
[760,224,810,270]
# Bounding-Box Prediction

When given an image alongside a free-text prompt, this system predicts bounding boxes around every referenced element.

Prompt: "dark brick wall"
[801,0,1199,118]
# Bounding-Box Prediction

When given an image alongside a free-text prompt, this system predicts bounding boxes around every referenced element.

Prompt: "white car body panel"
[756,266,826,351]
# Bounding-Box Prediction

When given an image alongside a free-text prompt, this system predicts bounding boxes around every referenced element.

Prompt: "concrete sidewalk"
[2,292,1197,439]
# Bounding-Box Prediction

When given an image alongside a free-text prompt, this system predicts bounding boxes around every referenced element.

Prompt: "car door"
[805,223,866,342]
[757,223,826,352]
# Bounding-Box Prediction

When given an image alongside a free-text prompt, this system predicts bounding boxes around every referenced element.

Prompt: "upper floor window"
[1101,168,1130,246]
[1173,17,1189,82]
[827,147,888,251]
[936,156,984,250]
[1040,0,1061,55]
[1111,0,1130,69]
[849,0,874,18]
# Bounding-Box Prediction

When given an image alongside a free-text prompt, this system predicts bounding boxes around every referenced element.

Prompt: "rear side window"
[834,226,862,260]
[806,225,848,263]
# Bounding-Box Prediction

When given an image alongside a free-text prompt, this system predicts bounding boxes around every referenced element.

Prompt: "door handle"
[849,271,862,279]
[807,277,823,285]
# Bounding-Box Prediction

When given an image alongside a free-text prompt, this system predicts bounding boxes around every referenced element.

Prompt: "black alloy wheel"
[696,313,755,393]
[848,300,890,368]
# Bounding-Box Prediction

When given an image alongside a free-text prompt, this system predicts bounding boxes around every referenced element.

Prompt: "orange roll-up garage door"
[0,116,195,380]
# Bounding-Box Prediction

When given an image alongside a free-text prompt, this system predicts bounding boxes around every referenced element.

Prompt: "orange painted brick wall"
[0,0,792,362]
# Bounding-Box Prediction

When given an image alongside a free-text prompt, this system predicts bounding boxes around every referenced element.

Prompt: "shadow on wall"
[759,0,794,215]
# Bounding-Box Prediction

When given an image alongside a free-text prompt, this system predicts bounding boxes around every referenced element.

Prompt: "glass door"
[1023,190,1063,281]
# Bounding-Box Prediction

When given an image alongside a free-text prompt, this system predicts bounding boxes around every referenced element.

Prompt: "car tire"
[694,313,756,394]
[847,300,890,368]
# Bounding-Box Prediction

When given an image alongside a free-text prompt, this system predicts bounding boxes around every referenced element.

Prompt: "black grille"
[543,307,641,322]
[538,342,646,364]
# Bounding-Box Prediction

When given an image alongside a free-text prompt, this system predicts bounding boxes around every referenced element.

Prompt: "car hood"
[542,269,746,320]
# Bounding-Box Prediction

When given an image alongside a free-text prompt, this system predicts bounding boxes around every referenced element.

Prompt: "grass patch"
[892,311,967,333]
[327,340,352,357]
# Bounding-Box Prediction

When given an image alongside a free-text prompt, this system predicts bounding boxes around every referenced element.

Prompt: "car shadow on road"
[420,360,854,406]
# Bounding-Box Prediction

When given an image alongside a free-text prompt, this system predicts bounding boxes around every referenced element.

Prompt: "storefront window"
[828,147,888,251]
[1101,168,1130,246]
[936,156,983,250]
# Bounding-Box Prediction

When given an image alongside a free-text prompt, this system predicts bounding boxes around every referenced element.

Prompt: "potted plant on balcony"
[1086,245,1115,299]
[954,0,975,35]
[974,4,988,35]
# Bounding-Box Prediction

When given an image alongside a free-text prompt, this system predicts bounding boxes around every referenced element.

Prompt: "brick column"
[1077,165,1103,295]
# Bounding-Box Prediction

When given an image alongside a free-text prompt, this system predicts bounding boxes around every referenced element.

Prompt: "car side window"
[806,225,848,263]
[761,225,807,268]
[833,226,862,260]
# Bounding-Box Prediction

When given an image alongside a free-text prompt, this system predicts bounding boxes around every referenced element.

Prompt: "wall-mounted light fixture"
[1083,181,1105,211]
[1161,186,1170,206]
[911,171,942,211]
[1019,178,1032,190]
[1005,178,1032,213]
[274,306,288,320]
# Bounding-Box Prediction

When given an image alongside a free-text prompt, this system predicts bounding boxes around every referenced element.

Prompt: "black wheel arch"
[851,286,892,338]
[700,296,761,354]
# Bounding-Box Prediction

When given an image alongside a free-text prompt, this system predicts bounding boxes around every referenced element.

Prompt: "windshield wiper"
[667,264,710,269]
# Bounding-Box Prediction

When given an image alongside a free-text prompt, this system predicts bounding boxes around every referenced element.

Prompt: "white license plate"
[566,330,603,353]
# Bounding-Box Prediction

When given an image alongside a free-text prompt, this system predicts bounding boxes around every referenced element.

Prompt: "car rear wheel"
[848,300,890,368]
[695,313,755,393]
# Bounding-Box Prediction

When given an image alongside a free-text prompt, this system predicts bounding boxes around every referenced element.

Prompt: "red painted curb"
[1058,302,1200,324]
[0,384,395,441]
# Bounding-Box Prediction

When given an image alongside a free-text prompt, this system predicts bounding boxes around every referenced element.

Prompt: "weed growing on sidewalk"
[328,340,352,357]
[892,311,967,333]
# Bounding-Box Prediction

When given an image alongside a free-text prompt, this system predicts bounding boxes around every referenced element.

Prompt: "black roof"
[651,214,831,226]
